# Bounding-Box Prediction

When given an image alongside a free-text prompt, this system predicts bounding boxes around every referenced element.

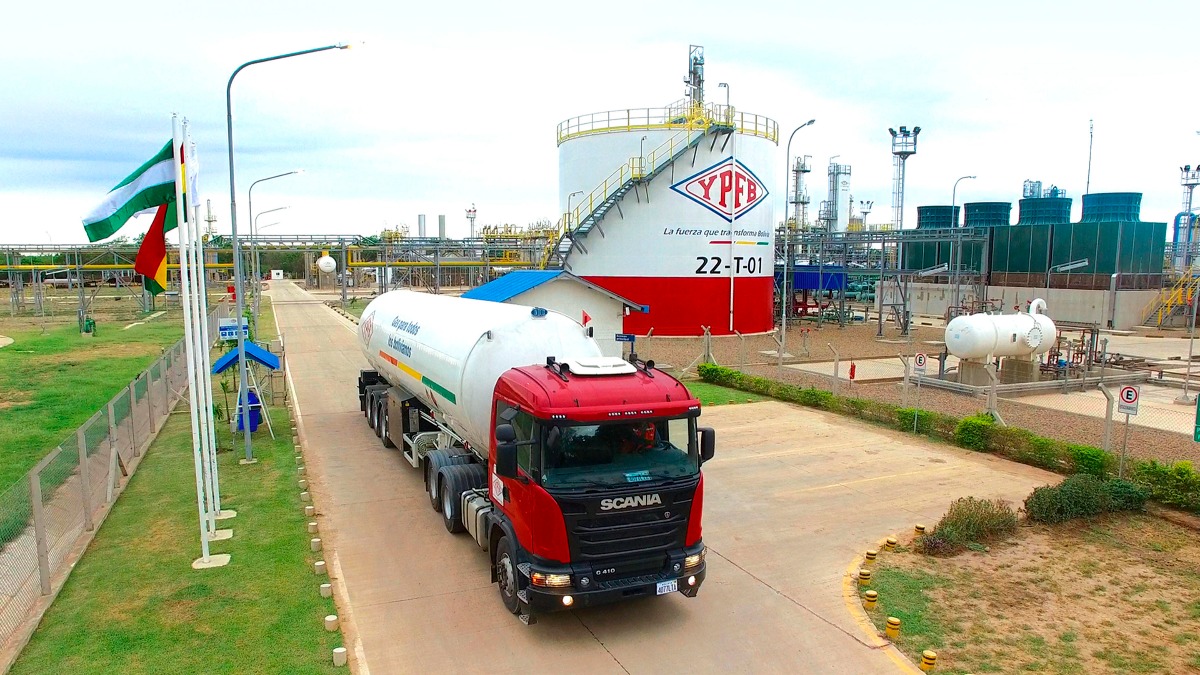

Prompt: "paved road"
[271,281,1057,674]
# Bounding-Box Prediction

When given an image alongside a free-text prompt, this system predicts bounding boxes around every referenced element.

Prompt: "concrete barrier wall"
[898,283,1158,329]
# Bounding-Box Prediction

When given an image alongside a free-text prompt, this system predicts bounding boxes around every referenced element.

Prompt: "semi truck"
[355,291,714,622]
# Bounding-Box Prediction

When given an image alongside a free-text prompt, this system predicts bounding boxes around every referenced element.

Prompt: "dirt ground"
[873,513,1200,674]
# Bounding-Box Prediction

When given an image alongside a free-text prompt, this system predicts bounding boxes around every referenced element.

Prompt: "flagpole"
[175,115,212,563]
[190,131,223,517]
[181,120,217,533]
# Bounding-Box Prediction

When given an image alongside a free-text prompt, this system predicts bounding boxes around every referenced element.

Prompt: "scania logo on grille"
[671,158,768,219]
[599,494,662,511]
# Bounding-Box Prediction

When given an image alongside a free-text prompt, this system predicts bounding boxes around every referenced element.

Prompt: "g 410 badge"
[670,158,769,220]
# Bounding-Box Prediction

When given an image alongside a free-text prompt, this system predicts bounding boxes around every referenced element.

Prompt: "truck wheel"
[495,535,521,615]
[366,395,377,428]
[440,465,467,534]
[425,450,472,512]
[374,402,384,438]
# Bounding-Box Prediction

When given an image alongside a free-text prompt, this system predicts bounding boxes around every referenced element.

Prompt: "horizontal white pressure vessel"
[944,298,1056,359]
[316,256,337,273]
[357,291,603,451]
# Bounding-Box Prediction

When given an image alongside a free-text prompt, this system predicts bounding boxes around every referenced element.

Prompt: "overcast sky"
[2,0,1197,245]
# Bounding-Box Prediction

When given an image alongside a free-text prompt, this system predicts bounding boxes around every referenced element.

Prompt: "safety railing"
[557,100,778,145]
[0,303,229,659]
[1140,266,1200,327]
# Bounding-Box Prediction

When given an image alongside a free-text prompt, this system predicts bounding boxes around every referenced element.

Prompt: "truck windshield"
[541,417,698,488]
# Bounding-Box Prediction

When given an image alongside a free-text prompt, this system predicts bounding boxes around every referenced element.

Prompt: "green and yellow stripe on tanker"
[377,350,457,404]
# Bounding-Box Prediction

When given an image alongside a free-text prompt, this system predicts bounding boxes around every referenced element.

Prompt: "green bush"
[1132,460,1200,511]
[697,363,737,387]
[796,388,833,408]
[1068,444,1112,478]
[954,414,994,451]
[896,408,930,434]
[918,497,1018,556]
[1106,479,1149,511]
[1023,474,1149,524]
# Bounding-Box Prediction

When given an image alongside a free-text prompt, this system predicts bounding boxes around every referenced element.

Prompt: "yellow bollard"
[919,650,937,672]
[864,549,878,566]
[858,569,872,587]
[885,537,898,551]
[863,590,878,610]
[914,524,926,537]
[885,616,901,640]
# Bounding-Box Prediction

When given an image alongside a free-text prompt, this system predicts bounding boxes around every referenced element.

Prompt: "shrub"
[1068,444,1113,478]
[1025,474,1118,523]
[954,414,994,451]
[1106,479,1149,512]
[918,497,1018,556]
[1132,460,1200,511]
[697,363,737,387]
[795,388,833,408]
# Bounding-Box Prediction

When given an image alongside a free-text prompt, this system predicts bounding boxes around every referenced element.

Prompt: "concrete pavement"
[270,281,1059,674]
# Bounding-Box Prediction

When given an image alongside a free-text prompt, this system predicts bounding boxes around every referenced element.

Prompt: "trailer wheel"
[373,401,385,438]
[440,465,467,534]
[366,394,377,428]
[495,535,521,615]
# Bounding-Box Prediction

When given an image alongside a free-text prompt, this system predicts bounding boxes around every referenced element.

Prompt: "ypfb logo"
[671,158,768,219]
[360,311,375,345]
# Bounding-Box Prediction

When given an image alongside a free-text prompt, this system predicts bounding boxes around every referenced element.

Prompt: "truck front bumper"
[523,541,707,613]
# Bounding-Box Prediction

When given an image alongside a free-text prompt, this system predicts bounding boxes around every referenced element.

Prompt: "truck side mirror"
[698,427,716,464]
[496,423,516,444]
[496,442,519,479]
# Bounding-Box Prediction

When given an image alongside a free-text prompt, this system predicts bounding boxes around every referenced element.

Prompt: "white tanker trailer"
[355,291,715,622]
[944,298,1057,360]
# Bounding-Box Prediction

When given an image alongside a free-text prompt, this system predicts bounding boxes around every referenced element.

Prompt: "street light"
[225,41,349,463]
[778,119,817,366]
[254,206,289,233]
[248,170,302,315]
[950,175,976,314]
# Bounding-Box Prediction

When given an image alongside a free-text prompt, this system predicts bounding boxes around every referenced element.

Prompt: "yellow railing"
[557,100,778,146]
[1141,267,1200,327]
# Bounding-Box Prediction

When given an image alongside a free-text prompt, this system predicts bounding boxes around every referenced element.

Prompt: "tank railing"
[557,101,777,145]
[1141,262,1200,327]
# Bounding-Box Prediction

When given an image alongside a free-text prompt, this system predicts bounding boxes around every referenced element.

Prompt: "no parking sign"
[1117,385,1140,416]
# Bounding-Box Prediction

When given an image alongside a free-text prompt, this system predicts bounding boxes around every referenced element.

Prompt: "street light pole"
[950,174,976,316]
[779,119,817,365]
[248,170,301,318]
[226,42,349,464]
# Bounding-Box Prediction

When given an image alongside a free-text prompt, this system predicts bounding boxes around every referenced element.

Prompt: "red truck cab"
[487,358,713,615]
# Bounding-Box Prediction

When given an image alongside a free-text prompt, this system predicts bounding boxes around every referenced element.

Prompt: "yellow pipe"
[1,263,234,271]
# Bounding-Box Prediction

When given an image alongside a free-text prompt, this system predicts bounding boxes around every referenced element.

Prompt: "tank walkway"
[270,280,1055,674]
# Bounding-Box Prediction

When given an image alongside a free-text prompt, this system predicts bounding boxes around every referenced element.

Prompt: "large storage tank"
[553,49,778,336]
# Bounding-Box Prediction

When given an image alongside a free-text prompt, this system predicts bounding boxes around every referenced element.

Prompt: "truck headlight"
[530,572,572,588]
[683,549,706,571]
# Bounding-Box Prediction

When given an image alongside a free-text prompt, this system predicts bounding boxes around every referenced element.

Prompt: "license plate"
[656,579,678,595]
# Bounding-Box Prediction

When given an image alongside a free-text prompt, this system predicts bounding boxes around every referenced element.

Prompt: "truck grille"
[554,483,694,564]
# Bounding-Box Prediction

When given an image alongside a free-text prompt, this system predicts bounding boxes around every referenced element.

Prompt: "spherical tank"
[316,256,337,274]
[944,299,1057,360]
[557,103,778,336]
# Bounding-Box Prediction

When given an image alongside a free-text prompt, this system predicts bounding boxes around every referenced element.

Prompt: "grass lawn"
[682,380,768,406]
[0,313,183,489]
[862,514,1200,674]
[11,393,339,673]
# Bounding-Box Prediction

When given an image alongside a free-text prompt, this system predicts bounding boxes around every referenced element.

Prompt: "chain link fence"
[0,303,228,653]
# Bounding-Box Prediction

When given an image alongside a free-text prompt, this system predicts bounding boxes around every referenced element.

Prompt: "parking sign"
[1117,385,1139,416]
[914,352,927,375]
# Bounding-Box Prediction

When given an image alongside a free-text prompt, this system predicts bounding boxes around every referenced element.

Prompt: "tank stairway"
[543,121,732,270]
[1140,266,1200,328]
